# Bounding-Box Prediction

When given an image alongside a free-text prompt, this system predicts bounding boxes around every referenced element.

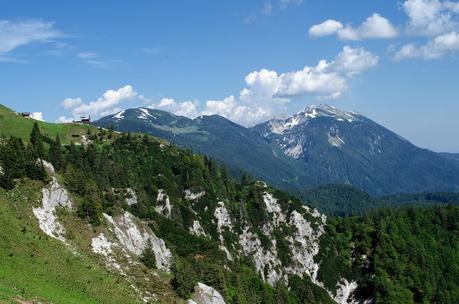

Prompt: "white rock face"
[91,233,123,272]
[33,177,72,243]
[103,212,173,271]
[37,159,55,176]
[285,210,325,284]
[190,282,226,304]
[328,128,345,148]
[125,188,138,206]
[185,189,206,200]
[190,220,207,237]
[333,279,358,304]
[262,192,286,228]
[155,189,172,218]
[213,202,234,260]
[214,202,233,234]
[239,227,283,284]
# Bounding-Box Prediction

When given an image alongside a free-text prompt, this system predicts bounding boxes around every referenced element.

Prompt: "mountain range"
[1,103,458,303]
[95,104,459,196]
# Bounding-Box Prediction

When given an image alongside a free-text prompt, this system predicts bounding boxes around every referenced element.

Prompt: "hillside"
[0,104,96,145]
[1,110,459,303]
[301,183,459,216]
[0,180,147,303]
[253,104,459,196]
[95,105,459,196]
[95,107,306,191]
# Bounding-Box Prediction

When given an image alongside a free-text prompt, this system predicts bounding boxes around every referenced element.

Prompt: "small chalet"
[73,115,91,125]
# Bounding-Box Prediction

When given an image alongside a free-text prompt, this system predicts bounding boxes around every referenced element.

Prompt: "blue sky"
[1,0,459,151]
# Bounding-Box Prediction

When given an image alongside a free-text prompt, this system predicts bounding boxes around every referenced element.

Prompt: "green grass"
[0,180,142,304]
[0,104,98,144]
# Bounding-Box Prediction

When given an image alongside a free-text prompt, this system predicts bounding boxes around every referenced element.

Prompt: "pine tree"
[49,134,62,171]
[30,123,45,159]
[140,240,157,269]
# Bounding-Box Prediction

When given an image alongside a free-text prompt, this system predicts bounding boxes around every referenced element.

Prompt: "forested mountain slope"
[95,105,459,196]
[301,184,459,216]
[95,107,305,191]
[1,107,459,303]
[253,104,459,196]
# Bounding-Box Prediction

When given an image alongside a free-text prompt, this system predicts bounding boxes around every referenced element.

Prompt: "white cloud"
[0,20,61,56]
[395,0,459,60]
[309,14,398,40]
[309,20,344,37]
[395,31,459,59]
[77,52,98,59]
[149,98,199,117]
[334,46,379,75]
[60,47,377,127]
[56,116,74,123]
[403,0,458,36]
[279,0,303,9]
[63,85,139,118]
[262,2,273,16]
[61,97,82,109]
[201,46,377,126]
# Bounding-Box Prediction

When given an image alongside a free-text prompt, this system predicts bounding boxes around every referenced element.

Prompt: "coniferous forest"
[1,123,458,303]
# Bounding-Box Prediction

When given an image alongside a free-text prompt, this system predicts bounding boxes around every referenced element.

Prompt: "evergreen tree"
[49,134,62,171]
[172,257,198,298]
[30,123,45,159]
[140,240,156,269]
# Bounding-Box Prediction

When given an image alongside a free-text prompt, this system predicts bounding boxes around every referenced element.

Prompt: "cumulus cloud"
[0,20,62,57]
[395,31,459,59]
[199,46,378,126]
[60,47,377,126]
[309,14,398,40]
[56,116,74,123]
[62,85,140,118]
[403,0,459,36]
[395,0,459,60]
[334,46,379,75]
[61,97,82,109]
[148,98,200,117]
[309,20,344,37]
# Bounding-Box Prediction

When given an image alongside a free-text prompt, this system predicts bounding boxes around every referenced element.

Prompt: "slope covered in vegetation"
[0,104,95,144]
[1,112,459,304]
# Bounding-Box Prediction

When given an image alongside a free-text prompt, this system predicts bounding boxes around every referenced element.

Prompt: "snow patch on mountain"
[138,108,156,120]
[155,189,172,218]
[33,177,73,243]
[265,104,359,136]
[114,110,125,120]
